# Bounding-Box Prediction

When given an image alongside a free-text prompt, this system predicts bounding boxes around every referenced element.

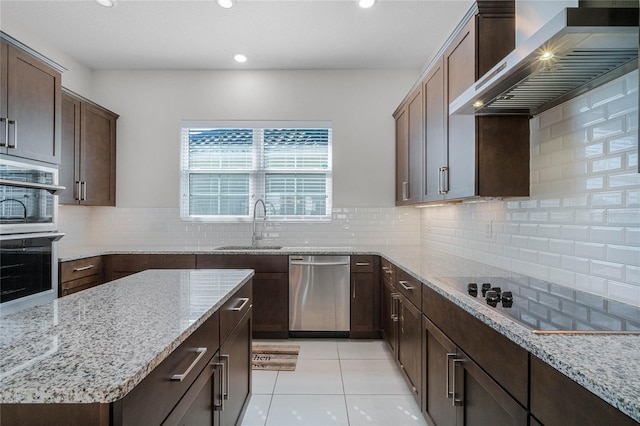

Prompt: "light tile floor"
[241,339,427,426]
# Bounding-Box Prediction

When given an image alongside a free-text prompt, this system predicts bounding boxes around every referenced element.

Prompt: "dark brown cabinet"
[530,356,637,426]
[441,4,529,201]
[350,255,381,338]
[103,254,196,282]
[394,87,423,205]
[60,90,117,206]
[397,291,422,402]
[422,316,527,426]
[196,254,289,339]
[422,57,446,203]
[0,40,61,164]
[59,256,104,297]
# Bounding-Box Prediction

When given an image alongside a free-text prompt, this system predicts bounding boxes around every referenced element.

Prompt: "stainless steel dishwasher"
[289,255,350,337]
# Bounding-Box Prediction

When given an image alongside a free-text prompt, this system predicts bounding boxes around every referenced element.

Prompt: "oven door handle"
[0,179,66,195]
[0,232,65,241]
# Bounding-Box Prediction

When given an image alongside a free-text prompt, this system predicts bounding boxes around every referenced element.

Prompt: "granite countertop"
[0,269,254,404]
[56,245,640,421]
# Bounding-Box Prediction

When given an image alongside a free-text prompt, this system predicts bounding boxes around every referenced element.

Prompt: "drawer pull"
[382,267,393,275]
[399,280,414,291]
[452,358,464,406]
[355,262,370,266]
[446,353,456,399]
[73,264,95,272]
[230,297,250,312]
[171,347,207,382]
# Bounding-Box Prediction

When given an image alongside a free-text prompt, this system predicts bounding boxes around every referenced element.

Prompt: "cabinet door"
[0,42,7,151]
[407,87,423,204]
[444,17,476,200]
[423,58,446,203]
[60,93,81,204]
[5,44,61,164]
[530,356,637,426]
[398,294,421,401]
[394,106,409,205]
[381,279,398,353]
[453,351,528,426]
[253,272,289,338]
[162,361,223,426]
[350,272,374,334]
[422,316,457,426]
[80,101,117,206]
[219,311,252,426]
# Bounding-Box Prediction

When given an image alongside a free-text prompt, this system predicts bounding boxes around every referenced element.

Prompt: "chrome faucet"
[252,198,267,247]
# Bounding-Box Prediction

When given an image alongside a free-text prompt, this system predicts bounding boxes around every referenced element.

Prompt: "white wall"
[0,20,94,96]
[91,69,419,208]
[421,70,640,307]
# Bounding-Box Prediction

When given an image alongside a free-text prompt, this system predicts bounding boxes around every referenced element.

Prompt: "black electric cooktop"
[438,276,640,334]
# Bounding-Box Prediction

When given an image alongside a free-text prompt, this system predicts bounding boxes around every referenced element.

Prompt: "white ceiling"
[0,0,474,70]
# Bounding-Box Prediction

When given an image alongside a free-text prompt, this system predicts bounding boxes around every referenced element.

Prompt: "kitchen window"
[180,121,332,221]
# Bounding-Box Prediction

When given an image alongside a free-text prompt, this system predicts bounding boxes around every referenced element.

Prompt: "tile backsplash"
[59,206,421,249]
[421,70,639,307]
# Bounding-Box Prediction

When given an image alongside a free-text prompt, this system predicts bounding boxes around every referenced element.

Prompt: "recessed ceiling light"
[217,0,235,9]
[234,54,248,63]
[359,0,376,8]
[94,0,114,7]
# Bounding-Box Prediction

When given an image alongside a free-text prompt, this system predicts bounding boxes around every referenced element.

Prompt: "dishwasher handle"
[290,261,350,266]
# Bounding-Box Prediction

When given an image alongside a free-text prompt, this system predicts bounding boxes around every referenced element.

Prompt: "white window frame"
[180,120,333,222]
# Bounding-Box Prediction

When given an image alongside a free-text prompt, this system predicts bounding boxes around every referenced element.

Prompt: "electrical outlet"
[485,220,492,239]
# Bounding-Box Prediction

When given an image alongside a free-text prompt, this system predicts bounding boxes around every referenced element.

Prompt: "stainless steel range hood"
[449,7,639,116]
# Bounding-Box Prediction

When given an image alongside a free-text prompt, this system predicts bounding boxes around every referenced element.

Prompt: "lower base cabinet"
[422,316,527,426]
[530,356,637,426]
[381,279,398,353]
[397,292,422,401]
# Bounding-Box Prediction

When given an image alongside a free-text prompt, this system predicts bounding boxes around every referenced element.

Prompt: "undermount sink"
[216,245,283,250]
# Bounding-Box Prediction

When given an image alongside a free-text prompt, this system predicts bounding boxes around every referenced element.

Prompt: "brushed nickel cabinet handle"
[73,264,94,272]
[355,262,370,266]
[230,297,250,312]
[220,354,230,399]
[170,347,207,381]
[76,181,82,201]
[446,353,456,399]
[402,181,409,201]
[399,280,414,291]
[0,117,7,147]
[81,181,87,201]
[452,358,463,406]
[7,120,17,149]
[213,362,224,411]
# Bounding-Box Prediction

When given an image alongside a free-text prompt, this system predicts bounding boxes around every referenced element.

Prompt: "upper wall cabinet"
[442,4,530,202]
[395,0,531,206]
[0,40,62,164]
[60,90,118,206]
[394,86,423,206]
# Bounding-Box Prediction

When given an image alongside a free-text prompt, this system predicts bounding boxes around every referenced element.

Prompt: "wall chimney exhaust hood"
[449,7,638,117]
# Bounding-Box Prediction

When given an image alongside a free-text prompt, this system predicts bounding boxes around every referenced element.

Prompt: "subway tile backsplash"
[421,70,640,307]
[59,205,421,250]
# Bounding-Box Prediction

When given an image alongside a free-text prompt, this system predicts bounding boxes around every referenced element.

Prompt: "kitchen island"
[0,268,254,425]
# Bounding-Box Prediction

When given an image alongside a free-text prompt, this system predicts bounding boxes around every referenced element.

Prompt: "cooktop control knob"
[486,290,499,307]
[467,283,478,297]
[501,291,513,308]
[481,283,492,297]
[491,287,502,297]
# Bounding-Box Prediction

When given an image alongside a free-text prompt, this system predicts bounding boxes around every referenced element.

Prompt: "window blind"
[180,121,332,221]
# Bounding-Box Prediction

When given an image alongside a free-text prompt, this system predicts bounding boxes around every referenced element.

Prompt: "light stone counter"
[0,269,253,404]
[55,244,640,421]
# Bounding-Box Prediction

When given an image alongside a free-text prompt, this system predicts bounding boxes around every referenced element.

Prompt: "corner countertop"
[57,244,640,421]
[0,269,254,404]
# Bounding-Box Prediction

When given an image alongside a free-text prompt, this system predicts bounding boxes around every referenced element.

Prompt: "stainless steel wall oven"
[0,158,64,315]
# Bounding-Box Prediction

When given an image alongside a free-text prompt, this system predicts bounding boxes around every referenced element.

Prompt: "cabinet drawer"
[197,254,288,273]
[105,254,149,272]
[113,311,220,426]
[381,258,395,284]
[422,285,528,407]
[60,275,103,297]
[351,255,374,273]
[147,254,196,269]
[220,279,253,343]
[61,256,103,282]
[395,268,421,309]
